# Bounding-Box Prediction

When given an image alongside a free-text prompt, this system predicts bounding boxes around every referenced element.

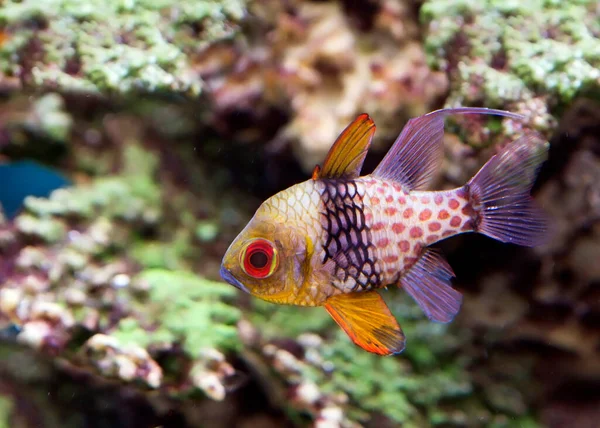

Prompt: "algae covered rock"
[421,0,600,132]
[0,113,246,407]
[246,295,539,427]
[205,0,449,172]
[0,0,246,96]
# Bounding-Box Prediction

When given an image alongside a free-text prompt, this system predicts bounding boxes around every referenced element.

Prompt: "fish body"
[221,108,549,355]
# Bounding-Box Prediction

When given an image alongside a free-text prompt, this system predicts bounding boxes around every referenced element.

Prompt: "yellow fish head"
[219,200,311,304]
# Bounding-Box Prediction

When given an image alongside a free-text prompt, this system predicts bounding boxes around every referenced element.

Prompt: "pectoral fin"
[324,291,405,356]
[315,114,376,180]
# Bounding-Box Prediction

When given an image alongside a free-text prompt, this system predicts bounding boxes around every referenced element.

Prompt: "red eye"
[241,239,278,278]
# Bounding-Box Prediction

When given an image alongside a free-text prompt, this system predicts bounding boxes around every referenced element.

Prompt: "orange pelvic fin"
[316,113,376,180]
[324,291,405,356]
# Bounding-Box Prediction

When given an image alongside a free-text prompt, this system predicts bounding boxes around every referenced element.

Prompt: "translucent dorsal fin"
[371,107,524,190]
[315,114,376,180]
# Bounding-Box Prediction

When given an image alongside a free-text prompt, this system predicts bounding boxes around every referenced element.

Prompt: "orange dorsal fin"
[316,114,376,180]
[324,291,405,356]
[311,165,321,180]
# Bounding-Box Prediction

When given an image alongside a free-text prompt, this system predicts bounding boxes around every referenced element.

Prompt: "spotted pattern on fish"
[358,176,475,286]
[318,179,382,293]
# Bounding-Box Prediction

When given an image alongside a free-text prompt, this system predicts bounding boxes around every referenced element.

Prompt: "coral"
[421,0,600,133]
[0,0,246,96]
[248,294,539,427]
[0,113,246,405]
[200,0,448,172]
[0,395,11,428]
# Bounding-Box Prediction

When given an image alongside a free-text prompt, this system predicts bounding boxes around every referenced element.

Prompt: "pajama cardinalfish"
[220,108,549,356]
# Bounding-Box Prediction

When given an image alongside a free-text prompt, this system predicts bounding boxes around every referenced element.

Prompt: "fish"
[220,107,549,356]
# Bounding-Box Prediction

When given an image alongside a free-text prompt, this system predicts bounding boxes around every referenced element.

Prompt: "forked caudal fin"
[466,133,550,247]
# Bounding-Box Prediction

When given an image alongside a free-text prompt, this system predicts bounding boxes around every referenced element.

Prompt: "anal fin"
[324,291,405,356]
[400,249,463,323]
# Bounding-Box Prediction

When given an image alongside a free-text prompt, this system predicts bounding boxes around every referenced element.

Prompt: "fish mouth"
[219,265,250,293]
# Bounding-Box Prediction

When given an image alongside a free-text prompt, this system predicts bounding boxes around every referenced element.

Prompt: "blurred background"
[0,1,598,427]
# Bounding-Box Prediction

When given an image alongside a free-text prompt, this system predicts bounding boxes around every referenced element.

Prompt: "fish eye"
[240,238,278,279]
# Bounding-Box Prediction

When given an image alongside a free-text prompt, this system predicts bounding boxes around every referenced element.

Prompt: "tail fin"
[466,133,549,247]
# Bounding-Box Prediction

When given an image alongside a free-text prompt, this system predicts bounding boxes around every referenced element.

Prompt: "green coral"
[22,143,161,226]
[252,293,535,426]
[31,94,73,142]
[250,300,333,339]
[113,269,241,357]
[0,0,246,96]
[422,0,600,126]
[0,395,12,428]
[3,126,242,397]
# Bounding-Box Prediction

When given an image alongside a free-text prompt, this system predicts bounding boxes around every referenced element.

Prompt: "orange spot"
[419,209,432,221]
[365,213,373,222]
[398,196,406,204]
[443,230,454,237]
[392,223,405,234]
[426,234,439,244]
[386,195,394,203]
[371,196,381,205]
[365,180,375,187]
[428,222,441,232]
[383,182,389,187]
[461,205,474,216]
[438,210,450,220]
[450,216,461,227]
[403,208,414,219]
[393,183,403,192]
[434,194,443,205]
[449,199,459,210]
[312,165,321,180]
[377,238,390,247]
[386,267,397,275]
[384,207,398,216]
[410,227,423,238]
[398,241,410,252]
[377,187,385,194]
[404,256,417,266]
[420,196,431,204]
[373,222,385,231]
[456,188,468,200]
[383,254,399,263]
[461,220,473,231]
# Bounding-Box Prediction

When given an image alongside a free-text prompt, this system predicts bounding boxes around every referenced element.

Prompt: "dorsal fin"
[371,107,525,191]
[315,114,376,180]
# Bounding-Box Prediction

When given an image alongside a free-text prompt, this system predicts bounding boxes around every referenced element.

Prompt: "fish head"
[220,191,312,304]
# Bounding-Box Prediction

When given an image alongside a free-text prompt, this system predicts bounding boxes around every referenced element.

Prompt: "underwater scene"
[0,1,599,427]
